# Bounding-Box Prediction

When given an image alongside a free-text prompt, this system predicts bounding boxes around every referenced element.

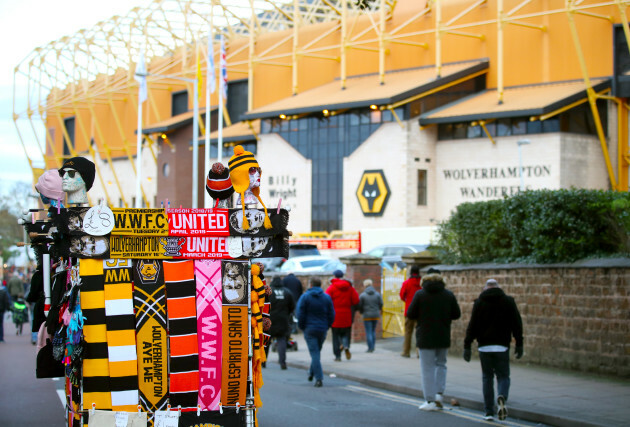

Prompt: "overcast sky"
[0,0,148,195]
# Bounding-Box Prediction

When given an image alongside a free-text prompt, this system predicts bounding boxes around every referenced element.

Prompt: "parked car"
[253,243,321,272]
[366,244,429,269]
[279,255,339,273]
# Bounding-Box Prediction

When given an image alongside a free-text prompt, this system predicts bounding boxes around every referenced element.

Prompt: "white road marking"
[344,385,533,426]
[57,389,66,407]
[293,401,320,411]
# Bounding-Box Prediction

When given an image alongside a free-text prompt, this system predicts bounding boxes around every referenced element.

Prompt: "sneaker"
[497,395,508,420]
[345,348,352,360]
[314,380,323,387]
[280,363,287,370]
[400,353,410,358]
[334,357,342,362]
[308,374,313,382]
[419,401,439,411]
[483,412,494,421]
[435,393,443,409]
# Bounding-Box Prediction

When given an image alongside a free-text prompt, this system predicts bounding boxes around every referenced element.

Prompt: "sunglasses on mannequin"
[249,167,262,175]
[59,169,78,178]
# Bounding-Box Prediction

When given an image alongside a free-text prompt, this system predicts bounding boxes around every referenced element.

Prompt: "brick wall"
[440,263,630,378]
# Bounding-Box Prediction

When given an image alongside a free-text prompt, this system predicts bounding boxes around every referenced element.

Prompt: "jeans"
[304,329,327,381]
[479,350,511,414]
[363,320,377,351]
[331,327,351,359]
[419,348,448,402]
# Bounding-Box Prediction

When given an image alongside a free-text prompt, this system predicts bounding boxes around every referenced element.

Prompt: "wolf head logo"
[363,178,381,212]
[138,260,159,282]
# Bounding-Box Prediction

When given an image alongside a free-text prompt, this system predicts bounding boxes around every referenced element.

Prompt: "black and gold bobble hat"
[228,145,272,230]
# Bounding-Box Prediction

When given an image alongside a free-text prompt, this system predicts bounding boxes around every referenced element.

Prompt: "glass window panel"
[417,169,427,206]
[350,112,360,126]
[512,118,527,135]
[497,118,511,137]
[382,109,392,122]
[484,122,497,137]
[453,122,467,139]
[438,123,453,140]
[467,124,482,138]
[542,118,560,133]
[527,120,542,134]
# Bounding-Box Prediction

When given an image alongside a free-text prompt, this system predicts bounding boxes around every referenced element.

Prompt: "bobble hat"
[35,170,64,201]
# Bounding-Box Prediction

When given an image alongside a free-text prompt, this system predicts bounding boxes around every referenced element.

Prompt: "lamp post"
[136,73,200,208]
[517,139,531,192]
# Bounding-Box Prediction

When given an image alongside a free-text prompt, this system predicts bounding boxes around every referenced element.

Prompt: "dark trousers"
[0,311,4,341]
[479,350,511,414]
[331,327,351,359]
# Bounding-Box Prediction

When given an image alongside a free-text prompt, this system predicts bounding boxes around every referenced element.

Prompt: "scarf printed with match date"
[132,259,168,418]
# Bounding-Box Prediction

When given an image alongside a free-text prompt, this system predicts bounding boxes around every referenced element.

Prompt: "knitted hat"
[333,270,344,278]
[228,145,272,230]
[206,162,234,207]
[35,170,64,201]
[59,157,96,191]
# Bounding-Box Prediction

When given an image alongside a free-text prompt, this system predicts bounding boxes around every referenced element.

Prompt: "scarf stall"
[29,205,288,427]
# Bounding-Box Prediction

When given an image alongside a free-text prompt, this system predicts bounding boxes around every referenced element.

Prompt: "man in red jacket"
[325,270,359,361]
[399,265,421,357]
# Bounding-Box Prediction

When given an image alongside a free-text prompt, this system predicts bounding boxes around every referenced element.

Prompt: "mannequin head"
[60,168,88,204]
[58,157,96,205]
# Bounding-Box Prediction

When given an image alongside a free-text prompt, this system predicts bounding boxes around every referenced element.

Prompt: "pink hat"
[35,169,64,200]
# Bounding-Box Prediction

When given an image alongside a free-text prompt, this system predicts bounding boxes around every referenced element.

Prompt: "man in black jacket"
[407,268,461,412]
[463,279,524,421]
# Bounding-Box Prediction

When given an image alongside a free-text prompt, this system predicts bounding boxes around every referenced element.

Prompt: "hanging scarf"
[103,259,139,412]
[194,260,223,411]
[132,259,168,420]
[164,260,199,411]
[79,259,112,413]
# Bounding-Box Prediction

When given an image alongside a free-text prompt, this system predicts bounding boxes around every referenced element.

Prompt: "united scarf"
[194,260,222,411]
[164,260,199,410]
[132,260,168,418]
[79,259,112,414]
[220,261,249,407]
[167,208,229,236]
[103,259,139,411]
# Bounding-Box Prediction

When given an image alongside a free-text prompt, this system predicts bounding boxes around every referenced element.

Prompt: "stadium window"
[171,90,188,116]
[512,118,527,135]
[467,123,483,138]
[453,122,467,139]
[417,170,427,206]
[63,117,75,156]
[497,118,511,137]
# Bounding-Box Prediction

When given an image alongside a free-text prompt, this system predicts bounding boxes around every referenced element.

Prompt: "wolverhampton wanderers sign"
[356,169,390,216]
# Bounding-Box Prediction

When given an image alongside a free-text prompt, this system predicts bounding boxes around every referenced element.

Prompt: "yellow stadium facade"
[13,0,630,233]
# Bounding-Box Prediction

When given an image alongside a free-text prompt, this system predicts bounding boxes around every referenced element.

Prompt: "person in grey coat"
[357,279,383,353]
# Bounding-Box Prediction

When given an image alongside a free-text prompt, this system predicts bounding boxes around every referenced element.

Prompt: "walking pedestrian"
[358,279,383,353]
[0,281,10,342]
[325,270,359,361]
[296,277,334,387]
[463,278,524,421]
[407,267,461,411]
[11,295,29,336]
[282,273,303,333]
[266,277,295,370]
[7,273,25,302]
[400,265,422,357]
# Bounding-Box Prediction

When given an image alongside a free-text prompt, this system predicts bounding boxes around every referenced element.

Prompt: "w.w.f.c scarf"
[79,259,112,414]
[220,261,249,407]
[102,259,138,411]
[164,260,199,410]
[132,260,168,418]
[194,260,222,411]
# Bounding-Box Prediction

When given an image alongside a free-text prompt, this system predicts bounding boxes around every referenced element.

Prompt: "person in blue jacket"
[296,277,335,388]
